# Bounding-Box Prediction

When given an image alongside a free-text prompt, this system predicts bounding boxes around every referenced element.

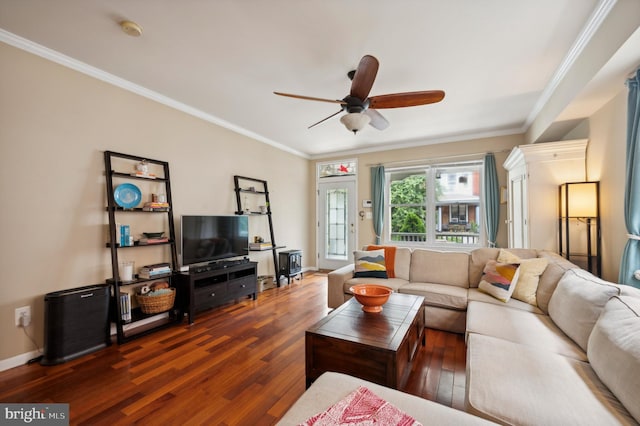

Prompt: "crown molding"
[524,0,616,130]
[0,29,310,159]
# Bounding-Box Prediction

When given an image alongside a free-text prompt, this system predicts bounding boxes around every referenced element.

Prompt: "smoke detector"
[119,20,143,37]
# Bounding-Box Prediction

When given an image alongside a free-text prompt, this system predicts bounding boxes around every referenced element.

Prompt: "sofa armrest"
[328,264,354,308]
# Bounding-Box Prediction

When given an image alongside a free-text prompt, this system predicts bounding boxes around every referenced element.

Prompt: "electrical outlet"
[15,306,31,327]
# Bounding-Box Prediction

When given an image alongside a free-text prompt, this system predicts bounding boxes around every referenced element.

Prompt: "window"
[326,188,348,258]
[386,162,483,247]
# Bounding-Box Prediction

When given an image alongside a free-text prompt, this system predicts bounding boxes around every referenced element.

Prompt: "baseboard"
[0,349,41,372]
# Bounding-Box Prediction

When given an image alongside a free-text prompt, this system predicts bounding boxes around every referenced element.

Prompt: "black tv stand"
[176,261,257,324]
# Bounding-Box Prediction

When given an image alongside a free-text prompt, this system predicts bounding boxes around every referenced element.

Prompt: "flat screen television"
[181,215,249,266]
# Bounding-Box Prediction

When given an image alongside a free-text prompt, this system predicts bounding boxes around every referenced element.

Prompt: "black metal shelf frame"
[233,175,283,285]
[104,150,181,344]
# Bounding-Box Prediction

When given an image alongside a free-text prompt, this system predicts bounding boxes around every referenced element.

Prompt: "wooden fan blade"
[366,109,389,130]
[308,109,343,129]
[368,90,445,109]
[350,55,379,101]
[274,92,345,104]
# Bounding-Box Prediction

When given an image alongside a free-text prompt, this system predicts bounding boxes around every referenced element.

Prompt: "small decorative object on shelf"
[131,159,156,179]
[136,160,148,174]
[136,283,175,315]
[119,260,135,281]
[152,193,167,203]
[114,183,142,209]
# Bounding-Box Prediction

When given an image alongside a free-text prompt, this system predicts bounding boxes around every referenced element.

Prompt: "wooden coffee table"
[305,292,425,389]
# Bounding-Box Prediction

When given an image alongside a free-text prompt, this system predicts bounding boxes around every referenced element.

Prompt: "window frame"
[383,161,486,250]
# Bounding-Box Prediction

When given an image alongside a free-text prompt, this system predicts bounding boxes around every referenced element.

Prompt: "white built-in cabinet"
[503,140,588,250]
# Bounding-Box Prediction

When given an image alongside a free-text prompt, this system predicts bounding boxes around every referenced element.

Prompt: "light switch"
[365,212,372,219]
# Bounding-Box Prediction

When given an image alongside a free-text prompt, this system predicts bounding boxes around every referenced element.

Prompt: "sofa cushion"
[468,248,499,288]
[353,249,387,279]
[400,282,468,310]
[466,300,587,361]
[548,268,621,352]
[588,296,640,423]
[467,288,544,314]
[277,372,493,425]
[409,249,469,288]
[477,260,520,302]
[535,251,579,314]
[466,333,636,425]
[497,249,548,306]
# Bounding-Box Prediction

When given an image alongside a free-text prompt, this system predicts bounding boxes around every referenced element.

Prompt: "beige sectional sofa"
[319,247,640,425]
[328,247,576,333]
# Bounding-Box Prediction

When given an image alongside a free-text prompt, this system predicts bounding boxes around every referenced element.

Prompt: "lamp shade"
[559,181,599,217]
[340,113,370,133]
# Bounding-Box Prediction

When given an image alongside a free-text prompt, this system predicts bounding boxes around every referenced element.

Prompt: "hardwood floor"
[0,272,467,425]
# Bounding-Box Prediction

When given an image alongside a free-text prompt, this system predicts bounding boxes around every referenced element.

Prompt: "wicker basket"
[136,288,175,314]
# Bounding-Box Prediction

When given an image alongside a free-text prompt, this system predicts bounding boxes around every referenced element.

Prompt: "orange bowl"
[349,284,393,313]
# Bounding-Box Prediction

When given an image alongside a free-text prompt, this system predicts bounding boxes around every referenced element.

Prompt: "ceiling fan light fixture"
[340,113,370,134]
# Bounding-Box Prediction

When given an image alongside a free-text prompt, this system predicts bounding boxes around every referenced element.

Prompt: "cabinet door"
[508,173,528,248]
[228,277,255,299]
[194,283,227,310]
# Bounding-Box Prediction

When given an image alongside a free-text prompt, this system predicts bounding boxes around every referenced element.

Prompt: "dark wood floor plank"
[0,272,468,424]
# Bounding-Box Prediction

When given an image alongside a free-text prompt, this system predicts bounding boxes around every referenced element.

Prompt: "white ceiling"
[1,0,639,158]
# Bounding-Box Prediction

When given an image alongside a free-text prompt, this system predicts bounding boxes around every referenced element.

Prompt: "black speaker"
[41,284,111,365]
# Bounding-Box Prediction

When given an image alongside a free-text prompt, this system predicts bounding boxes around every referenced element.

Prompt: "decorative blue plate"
[114,183,142,208]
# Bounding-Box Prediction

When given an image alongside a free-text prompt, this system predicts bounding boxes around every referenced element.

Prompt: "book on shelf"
[249,242,273,250]
[138,262,172,279]
[129,171,156,179]
[142,202,170,212]
[119,224,132,247]
[138,237,170,245]
[120,293,132,322]
[139,271,172,279]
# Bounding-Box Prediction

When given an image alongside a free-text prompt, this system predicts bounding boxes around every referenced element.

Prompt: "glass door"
[318,179,357,270]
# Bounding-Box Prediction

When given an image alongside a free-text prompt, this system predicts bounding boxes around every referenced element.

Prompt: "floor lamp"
[558,181,601,277]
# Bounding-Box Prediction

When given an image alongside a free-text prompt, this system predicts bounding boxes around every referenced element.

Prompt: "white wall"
[585,88,629,282]
[0,42,312,363]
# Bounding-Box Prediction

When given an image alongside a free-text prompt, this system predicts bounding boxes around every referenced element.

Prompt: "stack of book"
[138,236,170,245]
[138,262,172,279]
[129,171,156,179]
[142,201,170,211]
[249,241,273,250]
[120,293,132,322]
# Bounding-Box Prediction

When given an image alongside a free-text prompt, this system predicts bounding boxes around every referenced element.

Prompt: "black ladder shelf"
[104,151,181,344]
[233,175,282,285]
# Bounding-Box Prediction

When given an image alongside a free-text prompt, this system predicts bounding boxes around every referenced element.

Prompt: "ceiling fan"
[274,55,445,134]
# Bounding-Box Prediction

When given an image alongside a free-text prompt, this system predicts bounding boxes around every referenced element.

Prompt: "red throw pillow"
[367,245,396,278]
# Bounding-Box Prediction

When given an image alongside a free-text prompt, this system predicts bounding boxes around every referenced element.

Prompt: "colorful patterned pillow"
[367,245,397,278]
[498,249,548,306]
[478,260,520,302]
[353,249,388,278]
